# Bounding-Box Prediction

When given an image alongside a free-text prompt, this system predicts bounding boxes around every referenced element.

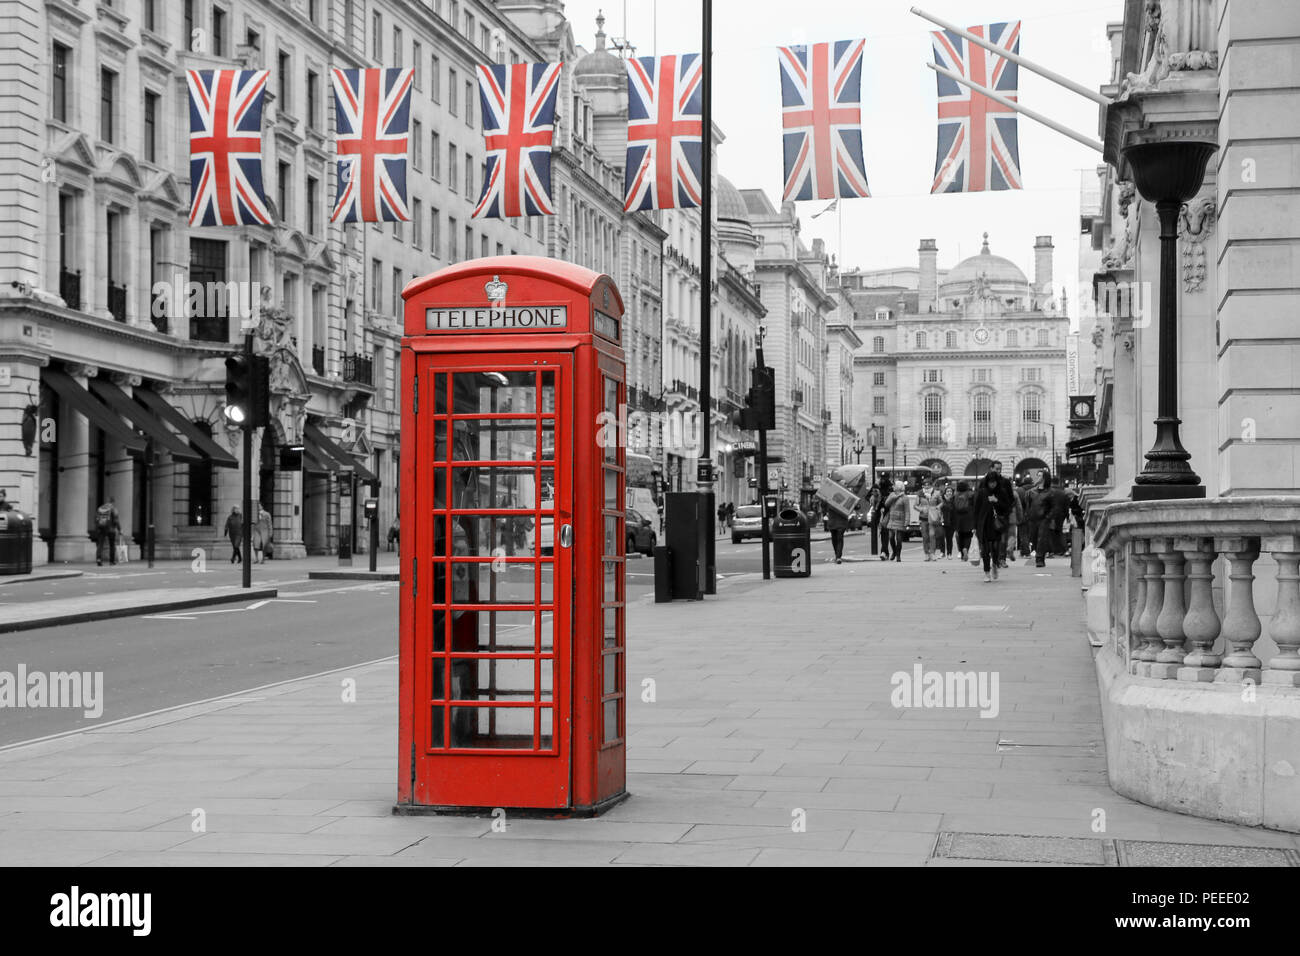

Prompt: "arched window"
[915,331,927,349]
[873,335,884,353]
[1006,329,1019,348]
[922,391,944,444]
[971,390,994,443]
[945,330,956,349]
[1020,390,1043,443]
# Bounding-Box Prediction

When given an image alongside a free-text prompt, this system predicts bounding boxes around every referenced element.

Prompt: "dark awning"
[87,379,203,464]
[301,437,339,474]
[304,421,378,482]
[43,368,146,455]
[132,388,238,468]
[1066,431,1113,458]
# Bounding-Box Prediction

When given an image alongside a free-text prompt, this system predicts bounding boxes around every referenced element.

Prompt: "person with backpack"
[882,478,907,562]
[953,481,975,562]
[94,497,120,567]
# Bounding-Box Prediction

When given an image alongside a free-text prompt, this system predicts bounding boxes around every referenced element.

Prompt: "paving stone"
[932,831,1118,866]
[1117,841,1300,866]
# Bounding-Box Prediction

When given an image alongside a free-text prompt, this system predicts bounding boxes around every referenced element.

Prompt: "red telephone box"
[396,257,628,815]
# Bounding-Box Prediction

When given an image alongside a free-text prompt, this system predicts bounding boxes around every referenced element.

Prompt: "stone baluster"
[1262,535,1300,688]
[1214,537,1262,685]
[1177,536,1221,682]
[1151,539,1188,679]
[1127,539,1150,671]
[1135,538,1165,677]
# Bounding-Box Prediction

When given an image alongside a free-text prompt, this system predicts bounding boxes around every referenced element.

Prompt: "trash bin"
[0,508,34,576]
[772,507,811,578]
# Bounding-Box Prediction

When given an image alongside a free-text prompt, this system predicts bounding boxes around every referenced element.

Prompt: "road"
[0,532,922,746]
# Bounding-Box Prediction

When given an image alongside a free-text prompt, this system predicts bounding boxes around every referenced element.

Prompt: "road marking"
[279,582,399,597]
[144,597,320,620]
[953,605,1008,612]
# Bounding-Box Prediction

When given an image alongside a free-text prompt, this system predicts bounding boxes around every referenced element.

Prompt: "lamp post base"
[1131,484,1207,501]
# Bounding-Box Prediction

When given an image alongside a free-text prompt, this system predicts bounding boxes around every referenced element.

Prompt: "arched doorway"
[919,457,951,478]
[1014,457,1049,482]
[964,457,995,476]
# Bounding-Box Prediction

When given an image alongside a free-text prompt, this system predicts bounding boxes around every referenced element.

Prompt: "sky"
[560,0,1125,318]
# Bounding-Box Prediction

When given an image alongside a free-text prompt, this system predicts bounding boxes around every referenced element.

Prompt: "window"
[1037,328,1049,346]
[393,27,403,67]
[496,242,504,257]
[945,330,956,349]
[370,258,382,311]
[306,175,319,235]
[430,207,441,257]
[874,308,888,321]
[464,11,474,39]
[464,153,474,199]
[448,142,458,191]
[1021,390,1043,439]
[184,0,194,49]
[412,120,423,170]
[431,54,441,101]
[914,331,926,349]
[449,68,458,115]
[52,43,69,122]
[481,25,491,52]
[872,336,884,353]
[873,396,886,415]
[187,421,214,526]
[392,267,402,316]
[245,28,261,50]
[413,41,422,89]
[143,91,159,162]
[922,392,944,443]
[308,0,321,26]
[464,224,472,260]
[211,6,227,58]
[412,201,423,248]
[277,51,292,112]
[448,217,458,258]
[465,80,475,127]
[372,11,382,60]
[1006,329,1018,347]
[58,192,75,274]
[431,131,441,179]
[189,238,229,342]
[873,372,885,386]
[1021,367,1043,383]
[143,0,157,32]
[307,70,320,130]
[972,391,994,442]
[343,0,355,47]
[99,68,116,143]
[277,161,290,220]
[480,235,489,258]
[923,369,943,384]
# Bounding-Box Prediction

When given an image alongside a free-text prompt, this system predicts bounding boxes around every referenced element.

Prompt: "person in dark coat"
[953,481,976,562]
[973,471,1013,581]
[1033,474,1070,565]
[826,506,849,563]
[223,506,243,564]
[939,485,957,559]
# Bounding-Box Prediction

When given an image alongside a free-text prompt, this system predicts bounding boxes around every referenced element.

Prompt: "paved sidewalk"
[1,547,1296,866]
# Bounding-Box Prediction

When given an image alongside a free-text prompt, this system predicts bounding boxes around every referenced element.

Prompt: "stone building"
[1080,0,1300,832]
[847,235,1069,482]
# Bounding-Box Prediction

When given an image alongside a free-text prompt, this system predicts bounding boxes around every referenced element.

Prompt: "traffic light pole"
[756,344,771,581]
[241,332,253,590]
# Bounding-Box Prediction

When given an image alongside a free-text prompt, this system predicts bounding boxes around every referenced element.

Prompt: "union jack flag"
[931,21,1022,193]
[624,54,703,212]
[331,68,414,223]
[778,40,870,202]
[187,70,272,227]
[473,62,562,219]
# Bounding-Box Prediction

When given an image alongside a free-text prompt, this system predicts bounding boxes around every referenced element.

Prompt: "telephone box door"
[412,353,572,808]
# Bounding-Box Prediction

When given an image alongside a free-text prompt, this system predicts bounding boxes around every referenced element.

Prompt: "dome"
[717,176,750,224]
[939,234,1028,293]
[574,14,624,78]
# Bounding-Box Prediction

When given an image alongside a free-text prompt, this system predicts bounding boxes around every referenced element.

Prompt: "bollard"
[1071,526,1083,577]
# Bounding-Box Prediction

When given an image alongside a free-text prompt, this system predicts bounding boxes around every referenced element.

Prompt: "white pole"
[911,6,1113,107]
[926,62,1104,154]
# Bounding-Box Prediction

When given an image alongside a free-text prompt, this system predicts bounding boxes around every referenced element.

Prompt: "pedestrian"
[94,497,120,567]
[388,515,400,551]
[826,504,849,564]
[1016,477,1035,561]
[224,505,243,564]
[940,485,957,559]
[974,470,1012,582]
[1003,478,1023,567]
[726,501,735,531]
[882,479,907,562]
[866,479,885,557]
[256,503,273,562]
[717,502,728,535]
[1042,474,1071,563]
[0,489,11,511]
[953,480,975,562]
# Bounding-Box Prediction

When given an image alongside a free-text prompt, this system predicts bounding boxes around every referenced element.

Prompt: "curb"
[307,570,401,581]
[0,587,280,634]
[0,569,84,586]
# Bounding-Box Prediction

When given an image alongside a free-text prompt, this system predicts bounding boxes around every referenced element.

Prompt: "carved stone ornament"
[1124,1,1217,94]
[1179,193,1217,293]
[252,305,309,399]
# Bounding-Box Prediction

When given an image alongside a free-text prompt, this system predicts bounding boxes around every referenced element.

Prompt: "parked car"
[625,508,657,556]
[731,504,764,543]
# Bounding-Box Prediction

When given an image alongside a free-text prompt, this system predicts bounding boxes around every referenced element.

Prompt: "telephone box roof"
[402,256,621,307]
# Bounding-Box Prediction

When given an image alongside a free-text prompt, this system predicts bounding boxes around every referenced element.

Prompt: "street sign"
[696,460,713,484]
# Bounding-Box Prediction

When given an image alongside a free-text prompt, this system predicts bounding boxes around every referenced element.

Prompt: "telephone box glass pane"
[540,659,553,701]
[603,560,617,603]
[454,561,538,605]
[447,608,537,652]
[433,373,448,413]
[452,419,544,461]
[457,515,541,557]
[603,607,617,647]
[603,654,617,695]
[452,465,539,509]
[604,468,618,506]
[603,516,618,554]
[451,370,538,415]
[539,562,553,603]
[429,706,445,747]
[450,706,535,749]
[462,657,537,698]
[540,370,555,413]
[603,378,618,461]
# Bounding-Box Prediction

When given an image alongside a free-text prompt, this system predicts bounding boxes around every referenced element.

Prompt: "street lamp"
[853,434,865,464]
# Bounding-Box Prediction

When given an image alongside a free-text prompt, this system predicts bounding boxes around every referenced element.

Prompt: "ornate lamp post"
[853,435,865,464]
[1122,137,1218,500]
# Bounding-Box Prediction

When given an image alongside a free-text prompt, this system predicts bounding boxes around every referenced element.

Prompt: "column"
[1177,536,1222,682]
[1214,537,1263,684]
[0,353,44,565]
[53,364,94,562]
[1262,534,1300,687]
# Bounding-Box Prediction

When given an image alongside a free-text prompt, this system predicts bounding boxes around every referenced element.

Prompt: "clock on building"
[973,326,990,345]
[1070,395,1096,425]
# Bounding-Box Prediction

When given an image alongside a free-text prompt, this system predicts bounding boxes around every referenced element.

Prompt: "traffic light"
[224,353,270,427]
[732,365,776,432]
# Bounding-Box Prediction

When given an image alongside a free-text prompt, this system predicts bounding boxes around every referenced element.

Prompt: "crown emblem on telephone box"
[485,275,508,303]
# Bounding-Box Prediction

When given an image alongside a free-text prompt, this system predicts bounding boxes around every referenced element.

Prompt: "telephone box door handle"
[558,524,574,548]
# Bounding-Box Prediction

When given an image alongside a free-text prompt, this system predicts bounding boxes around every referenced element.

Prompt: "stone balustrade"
[1091,497,1300,688]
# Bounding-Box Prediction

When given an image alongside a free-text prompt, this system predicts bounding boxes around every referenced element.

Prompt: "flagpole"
[926,62,1104,153]
[697,0,715,596]
[910,6,1113,107]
